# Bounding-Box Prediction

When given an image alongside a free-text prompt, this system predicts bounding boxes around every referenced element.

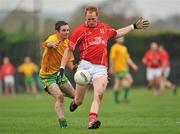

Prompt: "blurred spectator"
[18,56,38,93]
[159,45,176,95]
[1,57,16,96]
[142,42,162,96]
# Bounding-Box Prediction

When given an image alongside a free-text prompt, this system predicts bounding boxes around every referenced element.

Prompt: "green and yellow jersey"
[18,62,38,76]
[40,34,74,76]
[110,43,129,73]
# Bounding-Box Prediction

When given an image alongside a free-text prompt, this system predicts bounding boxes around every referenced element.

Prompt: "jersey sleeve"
[33,63,38,72]
[42,35,57,48]
[160,52,169,67]
[105,24,117,40]
[18,65,23,72]
[11,64,16,74]
[142,51,149,64]
[69,27,84,51]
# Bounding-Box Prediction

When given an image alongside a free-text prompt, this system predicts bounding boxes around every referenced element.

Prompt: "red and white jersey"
[1,63,15,77]
[142,50,162,68]
[160,50,170,67]
[69,21,117,66]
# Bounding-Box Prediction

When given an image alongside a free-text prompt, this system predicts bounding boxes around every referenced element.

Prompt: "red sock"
[89,112,97,121]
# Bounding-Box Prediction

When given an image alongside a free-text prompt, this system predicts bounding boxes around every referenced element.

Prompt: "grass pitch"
[0,88,180,134]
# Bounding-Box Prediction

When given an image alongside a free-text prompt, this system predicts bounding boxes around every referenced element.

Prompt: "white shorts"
[77,60,107,81]
[163,67,170,78]
[4,75,15,85]
[147,67,162,81]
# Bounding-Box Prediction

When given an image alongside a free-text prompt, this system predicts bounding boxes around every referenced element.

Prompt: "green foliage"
[6,31,38,44]
[0,30,39,66]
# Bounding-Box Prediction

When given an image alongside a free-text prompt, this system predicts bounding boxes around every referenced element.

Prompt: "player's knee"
[75,98,83,105]
[99,93,104,101]
[122,79,129,87]
[129,78,133,85]
[56,94,64,103]
[96,92,104,102]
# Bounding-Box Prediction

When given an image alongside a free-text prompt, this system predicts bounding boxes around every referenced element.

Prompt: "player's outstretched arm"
[57,47,72,79]
[67,62,78,73]
[127,57,138,72]
[116,17,150,38]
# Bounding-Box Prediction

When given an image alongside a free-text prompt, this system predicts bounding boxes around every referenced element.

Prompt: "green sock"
[58,118,68,128]
[124,87,129,100]
[114,90,120,104]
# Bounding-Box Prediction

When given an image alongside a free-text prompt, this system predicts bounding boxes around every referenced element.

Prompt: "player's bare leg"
[31,84,37,93]
[148,79,159,96]
[160,76,176,95]
[60,81,75,99]
[9,83,16,96]
[4,84,10,95]
[165,79,177,95]
[47,83,67,128]
[69,84,88,112]
[88,76,107,129]
[154,76,162,96]
[147,80,154,90]
[159,76,166,95]
[25,84,31,93]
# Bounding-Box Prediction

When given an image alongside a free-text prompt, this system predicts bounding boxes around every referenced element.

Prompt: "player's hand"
[133,65,138,72]
[56,67,65,84]
[109,69,114,75]
[49,41,59,48]
[133,17,150,29]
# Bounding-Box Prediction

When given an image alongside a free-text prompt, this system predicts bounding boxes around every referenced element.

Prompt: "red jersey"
[69,21,117,66]
[0,67,2,80]
[1,63,15,77]
[160,50,170,67]
[142,50,162,68]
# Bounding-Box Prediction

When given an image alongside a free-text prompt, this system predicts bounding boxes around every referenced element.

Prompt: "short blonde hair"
[84,6,99,16]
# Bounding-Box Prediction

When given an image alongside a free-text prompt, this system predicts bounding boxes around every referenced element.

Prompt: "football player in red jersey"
[142,42,162,95]
[59,6,149,129]
[159,45,176,95]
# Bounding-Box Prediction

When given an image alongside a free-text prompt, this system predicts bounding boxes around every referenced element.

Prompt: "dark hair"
[55,21,68,31]
[84,6,99,16]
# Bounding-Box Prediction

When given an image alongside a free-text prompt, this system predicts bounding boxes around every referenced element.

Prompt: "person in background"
[109,37,138,104]
[1,57,16,96]
[18,56,38,93]
[159,45,176,95]
[142,42,162,96]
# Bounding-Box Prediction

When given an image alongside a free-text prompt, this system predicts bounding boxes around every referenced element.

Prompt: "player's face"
[3,57,9,64]
[57,25,69,40]
[150,42,158,52]
[85,11,98,28]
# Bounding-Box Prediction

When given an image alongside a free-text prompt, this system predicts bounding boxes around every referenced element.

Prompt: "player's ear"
[55,30,60,34]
